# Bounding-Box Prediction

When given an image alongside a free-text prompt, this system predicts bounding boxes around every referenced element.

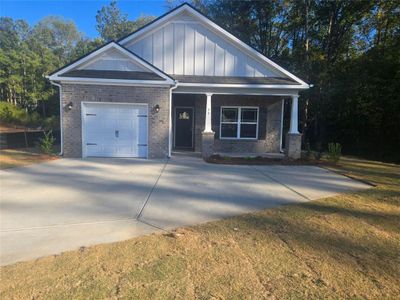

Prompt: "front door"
[174,107,194,149]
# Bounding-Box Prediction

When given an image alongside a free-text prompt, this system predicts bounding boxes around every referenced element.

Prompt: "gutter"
[168,81,179,157]
[48,80,63,156]
[279,98,284,153]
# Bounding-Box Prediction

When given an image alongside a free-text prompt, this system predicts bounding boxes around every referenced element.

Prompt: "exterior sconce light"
[66,102,73,111]
[154,104,160,113]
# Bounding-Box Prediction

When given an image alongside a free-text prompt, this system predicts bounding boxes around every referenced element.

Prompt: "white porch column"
[204,93,214,133]
[288,95,299,134]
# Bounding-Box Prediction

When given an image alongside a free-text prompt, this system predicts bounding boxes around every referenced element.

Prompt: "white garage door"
[82,102,148,158]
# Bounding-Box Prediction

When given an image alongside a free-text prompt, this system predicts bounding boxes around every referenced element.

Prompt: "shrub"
[0,105,13,123]
[0,102,58,130]
[328,142,342,164]
[0,102,24,124]
[39,130,56,155]
[42,116,59,130]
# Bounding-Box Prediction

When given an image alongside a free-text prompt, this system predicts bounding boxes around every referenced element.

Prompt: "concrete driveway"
[0,154,370,266]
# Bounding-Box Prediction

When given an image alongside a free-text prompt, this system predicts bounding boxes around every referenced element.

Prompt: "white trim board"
[81,101,149,159]
[47,42,175,85]
[219,106,259,140]
[49,78,173,86]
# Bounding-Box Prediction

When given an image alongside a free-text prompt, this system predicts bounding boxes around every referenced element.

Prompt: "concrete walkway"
[0,155,370,266]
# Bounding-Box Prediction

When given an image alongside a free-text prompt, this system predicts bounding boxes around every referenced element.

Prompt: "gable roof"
[46,42,175,85]
[61,70,165,81]
[118,3,309,88]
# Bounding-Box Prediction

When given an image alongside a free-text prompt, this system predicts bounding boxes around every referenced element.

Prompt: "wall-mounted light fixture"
[66,102,73,111]
[153,104,160,113]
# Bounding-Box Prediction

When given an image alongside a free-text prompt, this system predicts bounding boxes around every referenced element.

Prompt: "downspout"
[49,81,63,156]
[279,98,284,153]
[168,81,179,158]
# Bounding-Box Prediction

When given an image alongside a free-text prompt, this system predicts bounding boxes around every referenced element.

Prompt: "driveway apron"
[0,155,370,266]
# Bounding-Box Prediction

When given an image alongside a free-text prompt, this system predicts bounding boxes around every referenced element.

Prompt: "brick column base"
[285,133,302,159]
[201,132,215,159]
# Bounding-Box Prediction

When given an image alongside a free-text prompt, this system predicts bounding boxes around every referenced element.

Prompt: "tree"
[95,0,154,41]
[30,16,82,63]
[185,0,400,161]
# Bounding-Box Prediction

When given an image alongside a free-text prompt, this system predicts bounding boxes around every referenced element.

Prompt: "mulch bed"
[205,154,326,165]
[205,154,375,186]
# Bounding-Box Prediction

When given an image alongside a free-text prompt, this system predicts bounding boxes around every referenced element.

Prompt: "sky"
[0,0,169,38]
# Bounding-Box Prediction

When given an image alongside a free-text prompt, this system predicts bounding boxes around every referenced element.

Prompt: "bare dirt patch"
[0,148,58,169]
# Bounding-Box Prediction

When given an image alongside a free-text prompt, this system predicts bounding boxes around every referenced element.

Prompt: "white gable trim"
[57,79,174,87]
[176,82,307,89]
[119,5,188,45]
[46,42,175,84]
[119,4,309,88]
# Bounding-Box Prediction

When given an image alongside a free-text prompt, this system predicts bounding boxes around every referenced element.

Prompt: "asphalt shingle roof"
[60,70,165,81]
[172,75,299,85]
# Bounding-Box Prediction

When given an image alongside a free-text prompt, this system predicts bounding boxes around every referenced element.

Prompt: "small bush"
[0,105,13,123]
[39,130,56,155]
[0,102,59,130]
[328,142,342,164]
[42,116,59,130]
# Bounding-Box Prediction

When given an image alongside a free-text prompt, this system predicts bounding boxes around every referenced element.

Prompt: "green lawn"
[1,157,399,299]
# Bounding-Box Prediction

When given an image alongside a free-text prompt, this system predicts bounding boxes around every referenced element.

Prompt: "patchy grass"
[1,157,399,299]
[0,148,58,169]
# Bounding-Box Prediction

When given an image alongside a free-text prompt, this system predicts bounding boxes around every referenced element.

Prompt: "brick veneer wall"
[172,94,283,154]
[61,84,170,158]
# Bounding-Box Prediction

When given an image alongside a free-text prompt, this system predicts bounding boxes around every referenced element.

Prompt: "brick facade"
[172,94,283,154]
[285,133,302,159]
[61,86,284,159]
[61,84,170,158]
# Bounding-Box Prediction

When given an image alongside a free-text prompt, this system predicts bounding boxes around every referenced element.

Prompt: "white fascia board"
[46,76,174,87]
[175,82,308,89]
[172,86,299,96]
[49,42,116,78]
[120,4,309,88]
[48,42,175,84]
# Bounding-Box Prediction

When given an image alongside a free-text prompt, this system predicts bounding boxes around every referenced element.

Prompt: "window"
[220,107,258,139]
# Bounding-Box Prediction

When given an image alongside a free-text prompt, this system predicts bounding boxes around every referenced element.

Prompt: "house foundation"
[201,132,215,158]
[285,133,302,159]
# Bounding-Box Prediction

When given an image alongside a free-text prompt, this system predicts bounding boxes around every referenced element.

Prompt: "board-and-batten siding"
[126,21,282,78]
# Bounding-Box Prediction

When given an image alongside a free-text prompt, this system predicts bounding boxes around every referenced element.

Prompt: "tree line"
[0,0,399,162]
[192,0,399,162]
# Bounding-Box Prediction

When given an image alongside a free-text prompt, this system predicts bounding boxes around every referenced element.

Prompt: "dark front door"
[174,107,194,149]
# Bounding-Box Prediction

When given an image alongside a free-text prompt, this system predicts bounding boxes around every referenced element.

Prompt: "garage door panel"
[118,119,134,129]
[138,116,148,144]
[82,103,148,158]
[118,108,135,119]
[138,145,147,157]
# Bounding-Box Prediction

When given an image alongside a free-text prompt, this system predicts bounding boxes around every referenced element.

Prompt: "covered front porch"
[170,88,302,159]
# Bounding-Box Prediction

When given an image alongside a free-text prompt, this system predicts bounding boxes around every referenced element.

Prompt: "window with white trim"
[220,107,259,139]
